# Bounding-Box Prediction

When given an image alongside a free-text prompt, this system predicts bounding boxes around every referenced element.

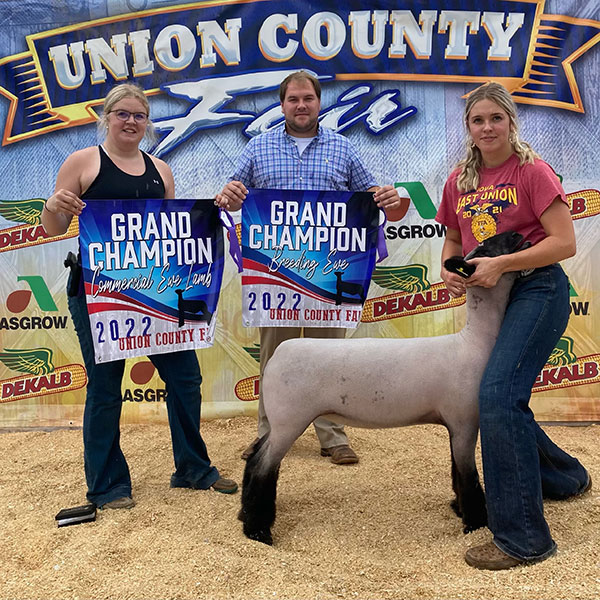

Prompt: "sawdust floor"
[0,417,598,600]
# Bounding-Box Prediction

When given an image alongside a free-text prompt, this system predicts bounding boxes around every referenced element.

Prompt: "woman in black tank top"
[41,84,237,509]
[82,145,165,201]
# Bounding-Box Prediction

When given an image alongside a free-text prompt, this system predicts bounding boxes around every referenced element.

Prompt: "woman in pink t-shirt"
[436,82,590,570]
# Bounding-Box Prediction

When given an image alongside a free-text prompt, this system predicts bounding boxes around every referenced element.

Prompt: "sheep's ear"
[518,241,531,252]
[444,256,476,278]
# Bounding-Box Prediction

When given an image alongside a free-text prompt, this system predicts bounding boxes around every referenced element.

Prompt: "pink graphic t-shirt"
[435,153,567,255]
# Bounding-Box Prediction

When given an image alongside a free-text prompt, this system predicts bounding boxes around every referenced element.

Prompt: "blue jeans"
[68,291,219,506]
[479,264,588,561]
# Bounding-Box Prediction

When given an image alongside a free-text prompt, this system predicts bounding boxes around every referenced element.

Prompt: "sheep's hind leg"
[448,430,487,533]
[450,459,463,518]
[239,435,284,545]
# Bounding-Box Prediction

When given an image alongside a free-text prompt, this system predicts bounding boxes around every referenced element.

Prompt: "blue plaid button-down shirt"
[231,125,378,191]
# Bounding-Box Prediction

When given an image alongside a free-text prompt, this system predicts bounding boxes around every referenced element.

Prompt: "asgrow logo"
[2,276,69,330]
[383,186,600,238]
[7,276,58,312]
[121,360,167,403]
[569,283,589,317]
[385,182,446,240]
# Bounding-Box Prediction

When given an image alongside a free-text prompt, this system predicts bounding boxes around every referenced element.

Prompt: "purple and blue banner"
[242,189,383,328]
[79,198,225,363]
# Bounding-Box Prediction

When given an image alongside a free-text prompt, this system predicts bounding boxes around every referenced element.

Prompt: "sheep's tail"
[240,434,280,545]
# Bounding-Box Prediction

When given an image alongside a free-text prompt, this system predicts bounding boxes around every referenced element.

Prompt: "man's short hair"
[279,71,321,102]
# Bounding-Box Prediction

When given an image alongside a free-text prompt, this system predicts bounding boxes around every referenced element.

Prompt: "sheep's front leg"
[448,429,487,533]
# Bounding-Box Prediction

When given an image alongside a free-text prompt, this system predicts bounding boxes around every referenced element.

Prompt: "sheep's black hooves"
[462,519,487,534]
[244,526,273,545]
[450,499,462,517]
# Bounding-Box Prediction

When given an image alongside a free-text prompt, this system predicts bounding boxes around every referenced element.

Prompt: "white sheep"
[240,232,525,545]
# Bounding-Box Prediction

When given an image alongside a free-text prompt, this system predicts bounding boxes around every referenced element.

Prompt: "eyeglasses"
[109,110,148,123]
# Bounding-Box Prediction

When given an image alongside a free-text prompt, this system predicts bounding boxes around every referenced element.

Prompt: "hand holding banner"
[78,198,226,363]
[241,189,383,328]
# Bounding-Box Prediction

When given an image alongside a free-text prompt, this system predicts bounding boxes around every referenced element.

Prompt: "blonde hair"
[456,82,539,192]
[97,83,156,142]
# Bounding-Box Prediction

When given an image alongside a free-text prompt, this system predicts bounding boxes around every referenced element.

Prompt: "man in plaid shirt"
[217,71,402,465]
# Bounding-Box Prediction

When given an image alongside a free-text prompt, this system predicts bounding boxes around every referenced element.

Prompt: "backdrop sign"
[241,189,383,328]
[1,1,599,152]
[79,199,224,362]
[0,0,598,426]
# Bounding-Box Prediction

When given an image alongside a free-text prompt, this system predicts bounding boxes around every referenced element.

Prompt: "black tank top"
[81,145,166,200]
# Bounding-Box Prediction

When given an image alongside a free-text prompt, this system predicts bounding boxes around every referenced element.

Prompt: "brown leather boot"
[465,542,527,570]
[320,445,359,465]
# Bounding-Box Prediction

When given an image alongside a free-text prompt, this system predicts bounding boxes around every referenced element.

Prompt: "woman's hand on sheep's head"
[441,267,467,298]
[465,256,505,288]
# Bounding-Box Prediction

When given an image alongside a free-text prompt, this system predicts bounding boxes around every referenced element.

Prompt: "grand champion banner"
[242,189,383,328]
[79,198,225,363]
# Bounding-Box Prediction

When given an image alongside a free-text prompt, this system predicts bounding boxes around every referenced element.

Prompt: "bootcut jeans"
[479,263,589,561]
[68,291,219,507]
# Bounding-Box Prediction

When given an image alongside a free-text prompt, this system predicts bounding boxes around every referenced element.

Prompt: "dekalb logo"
[2,275,69,330]
[568,189,600,220]
[234,344,260,401]
[361,264,463,322]
[533,337,600,393]
[0,198,78,252]
[0,347,86,403]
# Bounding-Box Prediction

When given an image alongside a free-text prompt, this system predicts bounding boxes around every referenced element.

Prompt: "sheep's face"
[466,231,524,260]
[446,231,524,278]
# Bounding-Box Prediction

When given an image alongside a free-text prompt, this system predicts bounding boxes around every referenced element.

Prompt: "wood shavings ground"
[0,418,597,600]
